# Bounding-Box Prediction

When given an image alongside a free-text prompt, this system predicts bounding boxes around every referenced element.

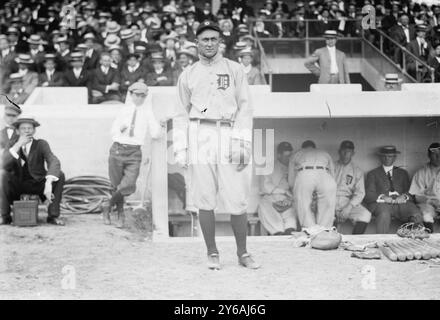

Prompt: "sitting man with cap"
[0,96,21,150]
[258,141,297,235]
[120,53,147,100]
[383,73,402,91]
[102,82,163,227]
[145,52,173,86]
[304,30,350,84]
[38,53,64,87]
[288,140,337,229]
[364,146,423,234]
[0,115,65,225]
[409,142,440,233]
[334,140,371,234]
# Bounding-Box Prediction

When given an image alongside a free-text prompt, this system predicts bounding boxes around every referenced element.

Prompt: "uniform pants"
[188,121,252,215]
[258,195,297,234]
[293,169,336,228]
[108,142,142,197]
[416,203,439,224]
[372,202,422,234]
[1,170,65,219]
[336,197,371,224]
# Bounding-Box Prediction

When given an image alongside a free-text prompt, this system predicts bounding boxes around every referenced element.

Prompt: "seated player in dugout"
[288,140,337,229]
[409,142,440,233]
[102,82,163,228]
[364,146,423,234]
[0,115,65,226]
[334,140,371,234]
[258,142,297,235]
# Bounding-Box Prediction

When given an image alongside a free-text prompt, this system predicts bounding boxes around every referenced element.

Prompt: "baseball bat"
[385,241,407,261]
[392,240,414,260]
[417,239,440,258]
[422,239,440,252]
[379,245,398,261]
[408,238,437,259]
[398,239,422,260]
[401,239,429,260]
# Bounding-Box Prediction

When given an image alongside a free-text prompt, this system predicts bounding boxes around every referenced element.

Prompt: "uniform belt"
[113,142,141,149]
[189,118,233,127]
[297,166,329,171]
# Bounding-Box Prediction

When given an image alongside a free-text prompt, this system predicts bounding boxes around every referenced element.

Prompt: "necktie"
[387,171,395,192]
[129,108,137,137]
[22,145,28,158]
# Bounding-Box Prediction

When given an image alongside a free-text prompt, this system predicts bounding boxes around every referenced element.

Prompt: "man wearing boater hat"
[304,30,350,84]
[173,21,259,270]
[364,146,423,234]
[0,115,65,225]
[0,96,21,150]
[102,82,163,227]
[409,142,440,233]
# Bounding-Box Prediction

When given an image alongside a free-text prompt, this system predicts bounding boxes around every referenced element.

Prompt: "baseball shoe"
[47,217,65,226]
[115,203,125,229]
[0,216,12,225]
[238,253,261,269]
[101,202,111,225]
[207,253,221,270]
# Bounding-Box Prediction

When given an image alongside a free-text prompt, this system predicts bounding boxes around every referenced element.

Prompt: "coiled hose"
[60,176,113,214]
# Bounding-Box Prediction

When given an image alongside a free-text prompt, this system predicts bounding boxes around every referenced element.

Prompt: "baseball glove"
[272,199,292,213]
[310,227,342,250]
[396,222,431,239]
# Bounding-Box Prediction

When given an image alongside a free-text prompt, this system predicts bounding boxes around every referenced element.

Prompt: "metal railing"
[247,18,436,84]
[254,34,273,88]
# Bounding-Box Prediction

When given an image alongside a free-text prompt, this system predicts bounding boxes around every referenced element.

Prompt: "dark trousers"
[1,170,65,219]
[372,202,422,234]
[108,142,142,197]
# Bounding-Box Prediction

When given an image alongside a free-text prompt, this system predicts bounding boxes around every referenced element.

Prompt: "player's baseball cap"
[128,82,148,95]
[428,142,440,153]
[277,141,293,154]
[196,20,221,36]
[339,140,355,150]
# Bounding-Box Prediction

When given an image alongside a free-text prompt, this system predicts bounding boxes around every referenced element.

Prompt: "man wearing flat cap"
[120,53,147,99]
[304,30,350,84]
[173,20,260,270]
[102,82,163,227]
[409,143,440,233]
[334,140,371,234]
[0,115,65,225]
[364,146,423,234]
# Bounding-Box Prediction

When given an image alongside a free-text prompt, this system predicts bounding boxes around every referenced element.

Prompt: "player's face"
[178,54,190,67]
[278,150,292,166]
[326,37,337,47]
[429,149,440,167]
[339,148,354,165]
[4,113,18,126]
[241,55,252,66]
[197,29,220,59]
[130,91,147,106]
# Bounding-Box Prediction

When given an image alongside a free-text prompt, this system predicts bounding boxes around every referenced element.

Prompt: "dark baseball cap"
[301,140,316,149]
[277,141,293,154]
[428,142,440,151]
[340,140,355,150]
[196,20,221,36]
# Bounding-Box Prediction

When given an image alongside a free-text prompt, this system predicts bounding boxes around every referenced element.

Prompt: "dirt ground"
[1,213,440,300]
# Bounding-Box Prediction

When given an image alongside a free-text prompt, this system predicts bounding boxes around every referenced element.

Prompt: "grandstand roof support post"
[305,20,310,57]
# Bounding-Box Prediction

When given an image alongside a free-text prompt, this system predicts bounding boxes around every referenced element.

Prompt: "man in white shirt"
[102,82,163,227]
[304,30,350,84]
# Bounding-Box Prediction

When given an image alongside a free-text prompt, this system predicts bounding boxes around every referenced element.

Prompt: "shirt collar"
[199,51,222,66]
[383,165,393,173]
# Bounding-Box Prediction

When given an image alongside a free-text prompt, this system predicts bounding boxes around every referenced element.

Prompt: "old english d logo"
[216,74,230,90]
[346,174,353,185]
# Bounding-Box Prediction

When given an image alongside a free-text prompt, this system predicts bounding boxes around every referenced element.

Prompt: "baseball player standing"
[173,21,259,270]
[288,140,337,228]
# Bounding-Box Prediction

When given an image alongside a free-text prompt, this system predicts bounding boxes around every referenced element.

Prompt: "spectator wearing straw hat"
[172,49,194,85]
[62,52,92,102]
[407,24,431,77]
[0,35,16,92]
[427,41,440,82]
[0,96,22,150]
[163,34,178,68]
[238,48,265,85]
[27,34,45,73]
[383,73,403,91]
[83,33,101,70]
[364,146,423,234]
[54,35,71,72]
[6,27,20,53]
[5,73,27,105]
[146,52,173,86]
[304,30,350,84]
[120,28,136,59]
[108,45,124,72]
[104,34,122,50]
[38,53,63,87]
[90,51,122,104]
[12,54,38,100]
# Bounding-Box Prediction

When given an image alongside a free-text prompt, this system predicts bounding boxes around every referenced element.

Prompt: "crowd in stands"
[3,0,440,104]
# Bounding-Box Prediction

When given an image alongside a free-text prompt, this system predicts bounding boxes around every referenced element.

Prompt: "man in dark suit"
[0,116,65,225]
[364,146,422,234]
[90,52,122,103]
[0,96,21,150]
[145,52,173,86]
[120,53,147,99]
[62,52,91,87]
[38,54,64,87]
[407,24,431,78]
[389,14,415,65]
[83,33,101,71]
[428,41,440,82]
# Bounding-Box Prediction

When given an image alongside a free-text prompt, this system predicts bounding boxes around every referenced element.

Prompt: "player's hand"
[340,204,353,220]
[157,76,168,82]
[43,182,53,205]
[395,195,407,204]
[381,195,394,204]
[175,150,188,169]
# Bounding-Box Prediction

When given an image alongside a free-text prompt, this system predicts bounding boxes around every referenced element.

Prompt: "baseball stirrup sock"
[352,221,368,235]
[199,210,218,255]
[110,191,123,207]
[231,213,248,257]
